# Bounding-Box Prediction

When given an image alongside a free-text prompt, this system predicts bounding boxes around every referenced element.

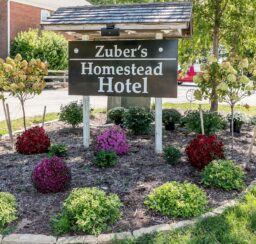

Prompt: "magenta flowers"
[95,126,129,155]
[32,156,71,193]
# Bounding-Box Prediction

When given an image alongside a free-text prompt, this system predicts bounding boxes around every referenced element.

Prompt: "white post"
[83,96,90,148]
[82,35,90,149]
[155,98,162,153]
[155,33,163,154]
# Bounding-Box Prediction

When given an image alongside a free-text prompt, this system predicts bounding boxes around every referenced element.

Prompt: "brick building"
[0,0,90,58]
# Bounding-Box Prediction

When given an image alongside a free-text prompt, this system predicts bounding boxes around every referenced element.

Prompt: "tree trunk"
[20,99,27,130]
[231,104,234,158]
[210,1,221,112]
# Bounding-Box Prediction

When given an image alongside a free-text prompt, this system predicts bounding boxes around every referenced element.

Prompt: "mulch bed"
[0,112,255,235]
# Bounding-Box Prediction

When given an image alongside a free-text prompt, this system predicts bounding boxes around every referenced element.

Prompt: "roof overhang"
[41,2,193,40]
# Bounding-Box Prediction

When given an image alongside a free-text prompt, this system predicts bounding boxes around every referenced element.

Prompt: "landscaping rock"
[2,234,56,244]
[170,219,197,230]
[98,232,133,243]
[212,200,236,214]
[57,235,97,244]
[133,224,171,238]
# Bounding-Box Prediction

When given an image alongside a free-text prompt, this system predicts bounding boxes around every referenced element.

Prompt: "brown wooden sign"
[69,40,178,98]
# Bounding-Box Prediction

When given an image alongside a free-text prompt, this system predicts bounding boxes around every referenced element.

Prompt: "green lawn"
[116,187,256,244]
[162,102,256,116]
[0,113,59,136]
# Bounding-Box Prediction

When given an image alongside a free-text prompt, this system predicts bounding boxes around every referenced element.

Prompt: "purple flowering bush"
[95,126,129,155]
[32,156,71,193]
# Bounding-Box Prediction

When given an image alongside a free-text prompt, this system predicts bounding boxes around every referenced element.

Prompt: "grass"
[162,102,256,116]
[0,108,107,136]
[115,187,256,244]
[0,113,59,136]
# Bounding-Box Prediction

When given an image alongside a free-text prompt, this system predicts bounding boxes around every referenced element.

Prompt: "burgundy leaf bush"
[95,126,129,155]
[185,134,225,169]
[16,126,50,154]
[32,156,71,193]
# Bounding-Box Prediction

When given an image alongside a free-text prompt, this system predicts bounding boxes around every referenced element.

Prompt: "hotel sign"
[69,40,178,98]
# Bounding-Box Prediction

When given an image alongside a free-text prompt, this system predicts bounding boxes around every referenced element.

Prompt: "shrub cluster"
[32,156,71,193]
[123,106,154,135]
[182,111,226,135]
[48,144,68,157]
[108,107,126,125]
[186,134,225,169]
[60,101,83,128]
[52,187,122,235]
[95,126,129,155]
[162,109,182,130]
[163,145,181,165]
[11,29,68,70]
[201,160,245,190]
[16,126,50,154]
[145,182,207,218]
[94,150,118,168]
[0,192,17,231]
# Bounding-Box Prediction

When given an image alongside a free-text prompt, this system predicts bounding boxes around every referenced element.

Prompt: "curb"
[1,181,255,244]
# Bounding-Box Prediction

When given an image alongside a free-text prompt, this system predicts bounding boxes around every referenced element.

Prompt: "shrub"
[251,116,256,125]
[185,134,225,169]
[94,150,118,168]
[201,160,245,190]
[52,187,122,235]
[95,126,128,155]
[162,109,182,130]
[48,144,68,157]
[32,156,71,193]
[108,107,126,125]
[11,29,68,70]
[16,126,50,154]
[227,112,249,125]
[123,106,154,135]
[182,111,226,135]
[163,145,181,165]
[145,182,207,218]
[60,101,83,128]
[0,192,17,231]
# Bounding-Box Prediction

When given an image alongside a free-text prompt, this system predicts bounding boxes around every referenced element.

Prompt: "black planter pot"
[165,122,175,131]
[230,121,242,133]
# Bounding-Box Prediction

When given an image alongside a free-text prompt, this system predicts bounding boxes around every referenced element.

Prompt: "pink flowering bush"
[32,156,71,193]
[95,126,129,155]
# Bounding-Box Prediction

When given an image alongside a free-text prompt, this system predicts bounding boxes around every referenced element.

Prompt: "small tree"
[0,59,10,128]
[195,56,256,157]
[3,54,48,130]
[217,57,256,155]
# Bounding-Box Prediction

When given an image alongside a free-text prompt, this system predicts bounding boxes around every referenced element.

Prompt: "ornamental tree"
[2,54,48,129]
[195,56,256,156]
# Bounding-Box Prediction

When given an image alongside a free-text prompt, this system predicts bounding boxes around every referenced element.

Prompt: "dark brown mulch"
[0,113,255,235]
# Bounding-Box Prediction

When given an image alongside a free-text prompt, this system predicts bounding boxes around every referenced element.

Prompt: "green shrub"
[123,106,154,135]
[145,182,207,218]
[52,187,122,235]
[11,29,68,70]
[108,107,126,125]
[60,101,83,128]
[48,144,68,157]
[227,112,249,125]
[251,116,256,125]
[163,145,181,165]
[94,151,118,168]
[0,192,17,231]
[162,109,182,126]
[201,160,245,191]
[182,110,226,135]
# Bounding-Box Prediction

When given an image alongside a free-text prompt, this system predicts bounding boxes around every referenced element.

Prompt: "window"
[41,10,50,21]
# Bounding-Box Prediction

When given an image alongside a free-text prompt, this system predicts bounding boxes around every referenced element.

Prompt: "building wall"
[10,1,51,40]
[0,0,8,58]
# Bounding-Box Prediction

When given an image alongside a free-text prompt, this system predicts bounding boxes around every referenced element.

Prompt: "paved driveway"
[1,83,256,121]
